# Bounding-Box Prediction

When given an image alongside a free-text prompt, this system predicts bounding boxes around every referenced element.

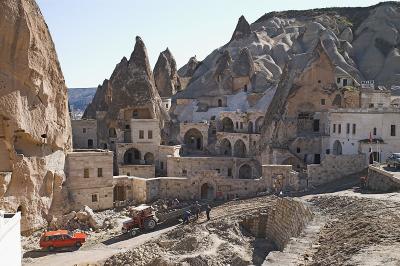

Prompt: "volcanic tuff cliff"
[153,48,181,97]
[0,0,72,232]
[83,36,168,146]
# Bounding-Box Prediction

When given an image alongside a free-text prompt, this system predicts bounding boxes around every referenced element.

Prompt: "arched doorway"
[248,121,254,133]
[218,99,222,107]
[255,117,264,133]
[369,152,380,164]
[221,117,234,132]
[184,128,203,150]
[234,139,247,157]
[200,183,215,200]
[219,138,232,156]
[124,148,141,164]
[332,140,342,155]
[238,164,252,179]
[144,152,154,165]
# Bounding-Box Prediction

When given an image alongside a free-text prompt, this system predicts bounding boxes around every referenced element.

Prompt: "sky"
[37,0,383,88]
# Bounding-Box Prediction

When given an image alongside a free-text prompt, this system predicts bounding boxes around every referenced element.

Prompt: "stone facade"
[71,119,97,149]
[367,165,400,192]
[307,154,366,186]
[65,150,113,211]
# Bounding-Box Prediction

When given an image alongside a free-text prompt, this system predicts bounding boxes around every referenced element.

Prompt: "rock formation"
[0,0,72,233]
[153,48,181,97]
[83,36,168,147]
[230,15,252,41]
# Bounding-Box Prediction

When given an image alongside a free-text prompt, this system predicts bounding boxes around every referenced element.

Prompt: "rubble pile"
[105,217,274,266]
[308,196,400,265]
[48,206,123,232]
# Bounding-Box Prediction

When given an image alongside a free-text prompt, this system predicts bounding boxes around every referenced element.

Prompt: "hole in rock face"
[239,215,278,265]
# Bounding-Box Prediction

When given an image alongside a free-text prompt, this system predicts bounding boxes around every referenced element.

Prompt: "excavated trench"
[104,198,313,266]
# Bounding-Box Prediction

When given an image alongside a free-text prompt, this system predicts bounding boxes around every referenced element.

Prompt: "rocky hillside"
[68,87,96,118]
[0,0,72,233]
[177,2,400,99]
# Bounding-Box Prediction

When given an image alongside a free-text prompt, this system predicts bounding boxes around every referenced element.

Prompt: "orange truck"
[39,230,86,251]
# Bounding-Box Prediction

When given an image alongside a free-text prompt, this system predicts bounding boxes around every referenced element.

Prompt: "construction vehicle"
[122,204,192,237]
[122,205,158,237]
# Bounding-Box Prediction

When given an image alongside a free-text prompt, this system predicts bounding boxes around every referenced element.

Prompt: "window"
[337,77,341,83]
[352,124,356,135]
[97,168,103,177]
[314,154,321,164]
[321,99,326,105]
[132,110,138,118]
[91,194,98,203]
[210,116,216,120]
[326,149,330,154]
[373,127,377,135]
[84,168,89,178]
[148,130,153,139]
[343,79,348,86]
[139,130,144,139]
[369,103,374,108]
[166,104,169,109]
[236,122,239,129]
[125,125,130,129]
[346,123,350,134]
[338,124,342,134]
[378,103,383,107]
[182,169,187,175]
[127,172,131,176]
[244,85,248,92]
[228,168,232,177]
[240,122,243,129]
[296,147,301,153]
[160,161,164,169]
[218,99,222,107]
[313,119,320,132]
[391,125,396,136]
[318,80,321,83]
[333,124,336,133]
[83,128,86,133]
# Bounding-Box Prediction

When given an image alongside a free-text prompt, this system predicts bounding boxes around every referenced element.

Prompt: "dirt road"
[23,225,177,266]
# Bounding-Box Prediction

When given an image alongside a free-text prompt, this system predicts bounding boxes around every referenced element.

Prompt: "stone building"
[329,108,400,164]
[65,150,113,211]
[71,119,97,149]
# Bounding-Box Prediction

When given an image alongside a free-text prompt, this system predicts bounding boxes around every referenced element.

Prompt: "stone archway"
[238,164,252,179]
[124,148,141,164]
[200,183,215,200]
[219,138,232,156]
[332,140,342,155]
[144,152,154,165]
[234,139,247,157]
[184,128,203,150]
[221,117,234,132]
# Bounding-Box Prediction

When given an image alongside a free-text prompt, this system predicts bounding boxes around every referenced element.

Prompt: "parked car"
[386,153,400,169]
[39,230,86,251]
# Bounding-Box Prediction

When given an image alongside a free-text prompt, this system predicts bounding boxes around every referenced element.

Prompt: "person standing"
[206,205,212,221]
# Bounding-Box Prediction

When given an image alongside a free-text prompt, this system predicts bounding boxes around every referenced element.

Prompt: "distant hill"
[68,87,97,119]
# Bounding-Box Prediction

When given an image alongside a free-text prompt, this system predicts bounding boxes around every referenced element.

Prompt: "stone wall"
[118,165,155,179]
[367,165,400,192]
[307,154,366,186]
[240,198,313,257]
[66,150,113,211]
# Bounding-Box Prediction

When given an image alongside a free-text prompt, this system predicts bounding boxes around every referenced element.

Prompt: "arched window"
[123,148,141,164]
[184,128,203,150]
[144,152,154,165]
[221,117,234,132]
[234,139,247,157]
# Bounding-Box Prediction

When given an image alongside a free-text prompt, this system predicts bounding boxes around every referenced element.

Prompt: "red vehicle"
[39,230,86,251]
[122,205,157,237]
